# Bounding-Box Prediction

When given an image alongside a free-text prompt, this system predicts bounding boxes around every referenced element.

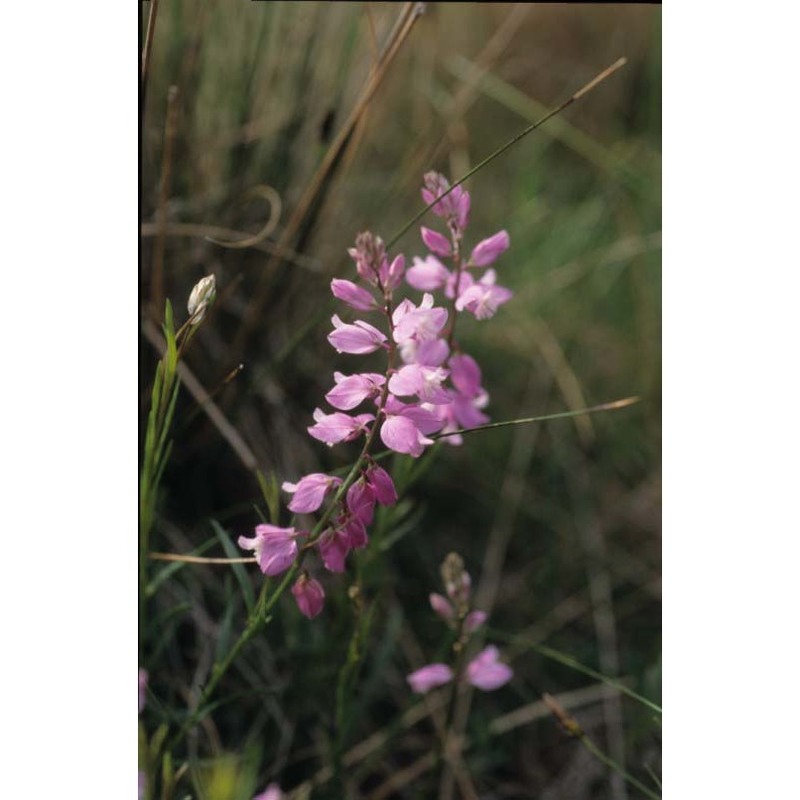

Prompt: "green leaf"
[210,520,255,614]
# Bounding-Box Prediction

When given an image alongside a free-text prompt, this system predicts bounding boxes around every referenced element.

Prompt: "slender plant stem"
[387,57,627,249]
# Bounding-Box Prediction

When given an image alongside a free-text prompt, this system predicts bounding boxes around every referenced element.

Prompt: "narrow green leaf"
[210,519,255,614]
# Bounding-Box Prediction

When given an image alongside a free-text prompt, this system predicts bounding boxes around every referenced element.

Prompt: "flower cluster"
[239,173,513,619]
[407,553,513,694]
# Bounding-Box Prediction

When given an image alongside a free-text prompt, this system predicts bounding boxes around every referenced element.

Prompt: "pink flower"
[466,646,513,691]
[331,278,378,312]
[348,231,387,286]
[469,230,510,267]
[291,574,325,619]
[238,524,302,576]
[346,478,376,524]
[407,663,454,694]
[379,397,443,458]
[405,255,450,292]
[429,593,454,620]
[327,314,387,354]
[388,363,450,404]
[138,668,148,714]
[379,253,405,291]
[448,353,486,401]
[253,784,283,800]
[338,514,369,549]
[455,270,513,320]
[392,294,448,347]
[464,610,487,633]
[420,226,452,257]
[400,337,450,367]
[421,171,470,231]
[365,464,397,505]
[325,372,385,411]
[282,473,342,514]
[308,408,374,446]
[318,528,351,573]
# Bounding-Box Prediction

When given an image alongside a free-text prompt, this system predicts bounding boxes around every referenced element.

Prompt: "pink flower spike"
[325,372,385,411]
[407,663,454,694]
[331,279,378,312]
[365,464,398,505]
[282,473,342,514]
[291,575,325,619]
[464,610,487,633]
[466,646,513,691]
[253,784,283,800]
[469,230,510,267]
[318,529,351,573]
[328,314,387,354]
[429,593,454,620]
[308,408,374,446]
[238,524,300,576]
[406,255,450,292]
[421,226,452,257]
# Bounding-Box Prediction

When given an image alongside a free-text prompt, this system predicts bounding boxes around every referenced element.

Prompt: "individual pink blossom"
[327,314,387,354]
[307,408,374,446]
[388,363,450,404]
[392,294,448,347]
[407,663,454,694]
[400,337,450,368]
[365,464,397,505]
[291,574,325,619]
[454,270,513,320]
[429,593,455,620]
[405,255,450,292]
[469,230,510,267]
[449,353,487,401]
[421,171,470,231]
[464,610,487,633]
[380,397,443,458]
[325,372,385,411]
[282,473,342,514]
[346,478,376,524]
[238,524,302,576]
[138,668,148,714]
[318,528,351,573]
[379,253,405,291]
[465,646,513,691]
[331,278,379,312]
[253,784,283,800]
[420,226,452,257]
[338,514,369,549]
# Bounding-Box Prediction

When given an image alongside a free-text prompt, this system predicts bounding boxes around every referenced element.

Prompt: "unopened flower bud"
[187,274,216,322]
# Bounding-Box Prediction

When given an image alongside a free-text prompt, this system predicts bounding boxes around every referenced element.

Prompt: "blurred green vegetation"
[140,3,661,798]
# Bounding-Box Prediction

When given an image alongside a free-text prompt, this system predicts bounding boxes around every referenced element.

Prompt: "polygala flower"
[328,314,387,354]
[331,278,379,312]
[282,473,342,514]
[237,524,301,576]
[465,645,513,690]
[291,574,325,619]
[469,230,510,267]
[325,372,385,411]
[407,663,454,694]
[253,785,283,800]
[307,408,374,446]
[187,274,216,323]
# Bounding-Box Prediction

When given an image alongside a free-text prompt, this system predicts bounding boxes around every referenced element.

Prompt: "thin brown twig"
[204,184,283,249]
[231,2,425,357]
[141,0,160,88]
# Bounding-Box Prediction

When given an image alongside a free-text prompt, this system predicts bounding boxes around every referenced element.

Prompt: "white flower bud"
[187,275,216,323]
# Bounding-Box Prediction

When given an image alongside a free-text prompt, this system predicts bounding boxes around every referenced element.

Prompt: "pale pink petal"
[407,663,454,693]
[282,473,342,513]
[421,226,452,257]
[470,230,510,267]
[380,253,405,290]
[466,646,513,691]
[331,279,378,312]
[365,465,398,505]
[406,255,450,291]
[291,576,325,619]
[253,784,283,800]
[380,414,431,457]
[429,593,454,620]
[328,314,387,354]
[464,610,487,633]
[325,372,385,411]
